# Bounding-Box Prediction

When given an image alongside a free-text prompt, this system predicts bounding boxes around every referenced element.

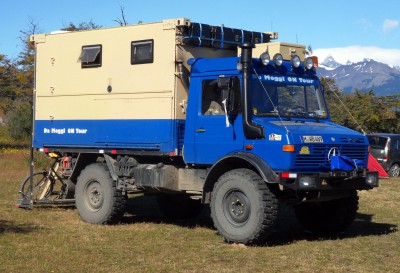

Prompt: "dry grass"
[0,150,399,273]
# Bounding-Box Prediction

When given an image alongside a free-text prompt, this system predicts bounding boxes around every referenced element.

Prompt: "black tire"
[75,163,127,224]
[210,168,278,245]
[156,194,203,220]
[20,171,54,201]
[294,190,359,235]
[388,163,400,177]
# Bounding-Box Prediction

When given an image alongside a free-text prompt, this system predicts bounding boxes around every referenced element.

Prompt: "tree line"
[0,22,399,142]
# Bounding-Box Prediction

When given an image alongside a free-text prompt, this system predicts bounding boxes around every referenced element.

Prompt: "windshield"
[249,74,328,119]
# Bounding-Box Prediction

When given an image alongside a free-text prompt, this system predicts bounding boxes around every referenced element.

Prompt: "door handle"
[196,128,206,133]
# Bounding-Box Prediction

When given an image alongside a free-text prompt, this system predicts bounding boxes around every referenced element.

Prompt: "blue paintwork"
[34,119,184,152]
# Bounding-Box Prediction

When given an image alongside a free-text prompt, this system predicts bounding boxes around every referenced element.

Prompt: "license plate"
[302,136,323,143]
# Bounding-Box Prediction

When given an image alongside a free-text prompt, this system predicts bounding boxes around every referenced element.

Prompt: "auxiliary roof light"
[304,57,314,70]
[273,53,283,67]
[291,55,301,68]
[259,52,270,66]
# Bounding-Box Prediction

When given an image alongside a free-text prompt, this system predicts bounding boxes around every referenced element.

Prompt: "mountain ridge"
[317,56,400,96]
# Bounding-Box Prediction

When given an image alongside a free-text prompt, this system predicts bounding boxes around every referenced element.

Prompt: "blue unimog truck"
[25,18,378,244]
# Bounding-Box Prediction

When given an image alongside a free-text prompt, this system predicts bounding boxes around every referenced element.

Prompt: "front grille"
[339,137,366,144]
[295,144,368,170]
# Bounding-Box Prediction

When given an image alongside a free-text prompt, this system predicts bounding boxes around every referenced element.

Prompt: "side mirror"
[217,77,238,116]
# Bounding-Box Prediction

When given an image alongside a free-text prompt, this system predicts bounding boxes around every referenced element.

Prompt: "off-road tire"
[211,168,278,245]
[294,190,359,234]
[75,163,127,224]
[156,194,203,220]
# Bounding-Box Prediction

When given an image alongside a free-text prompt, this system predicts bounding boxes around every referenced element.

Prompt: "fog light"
[273,53,283,66]
[298,175,316,188]
[366,172,379,187]
[260,52,270,66]
[304,57,314,70]
[291,55,301,68]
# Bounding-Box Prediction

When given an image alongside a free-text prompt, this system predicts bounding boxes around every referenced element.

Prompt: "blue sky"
[1,0,400,65]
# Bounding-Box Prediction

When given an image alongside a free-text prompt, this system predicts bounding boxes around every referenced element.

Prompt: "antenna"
[331,90,368,135]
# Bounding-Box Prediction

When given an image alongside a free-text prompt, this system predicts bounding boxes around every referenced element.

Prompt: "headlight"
[304,57,314,70]
[291,55,301,68]
[273,53,283,67]
[259,52,270,66]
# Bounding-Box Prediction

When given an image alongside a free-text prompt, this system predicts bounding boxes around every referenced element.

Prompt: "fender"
[69,153,99,183]
[202,152,278,203]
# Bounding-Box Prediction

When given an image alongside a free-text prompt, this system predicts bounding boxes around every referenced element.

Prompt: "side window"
[201,77,241,115]
[202,80,224,115]
[81,45,102,68]
[131,40,154,64]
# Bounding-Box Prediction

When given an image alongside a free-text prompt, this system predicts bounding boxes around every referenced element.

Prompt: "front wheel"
[211,168,278,245]
[294,190,359,235]
[75,164,127,224]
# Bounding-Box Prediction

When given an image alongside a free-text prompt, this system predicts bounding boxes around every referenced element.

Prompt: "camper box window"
[81,45,102,68]
[131,40,154,64]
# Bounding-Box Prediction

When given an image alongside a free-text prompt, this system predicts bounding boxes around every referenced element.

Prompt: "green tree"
[322,76,400,134]
[6,99,31,140]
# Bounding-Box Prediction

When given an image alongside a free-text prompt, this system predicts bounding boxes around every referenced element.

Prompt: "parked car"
[367,133,400,177]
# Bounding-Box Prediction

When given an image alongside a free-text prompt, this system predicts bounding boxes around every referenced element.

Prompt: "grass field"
[0,149,399,273]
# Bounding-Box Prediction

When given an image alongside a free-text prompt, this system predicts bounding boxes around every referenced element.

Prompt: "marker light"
[304,57,314,70]
[259,52,270,66]
[282,145,295,152]
[273,53,283,66]
[291,55,301,68]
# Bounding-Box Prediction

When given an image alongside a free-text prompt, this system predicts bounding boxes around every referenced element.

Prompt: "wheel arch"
[203,152,278,203]
[69,153,100,184]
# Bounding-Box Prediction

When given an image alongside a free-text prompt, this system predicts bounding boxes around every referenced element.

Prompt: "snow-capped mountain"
[319,54,342,70]
[317,56,400,96]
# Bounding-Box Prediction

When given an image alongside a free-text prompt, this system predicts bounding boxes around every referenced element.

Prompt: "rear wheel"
[20,171,54,202]
[75,164,127,224]
[294,190,359,234]
[211,168,278,245]
[388,163,400,177]
[156,194,203,219]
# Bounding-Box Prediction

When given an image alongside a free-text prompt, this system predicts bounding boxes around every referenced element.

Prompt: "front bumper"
[279,170,379,191]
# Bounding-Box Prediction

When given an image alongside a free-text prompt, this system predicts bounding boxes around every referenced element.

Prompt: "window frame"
[81,44,102,68]
[131,39,154,65]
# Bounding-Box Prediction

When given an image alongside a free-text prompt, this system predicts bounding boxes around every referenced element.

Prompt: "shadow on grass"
[122,195,398,246]
[122,195,214,229]
[0,220,42,235]
[266,212,398,246]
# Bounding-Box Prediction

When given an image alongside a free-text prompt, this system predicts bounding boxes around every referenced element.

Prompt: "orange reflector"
[311,56,318,67]
[282,145,295,152]
[245,144,254,150]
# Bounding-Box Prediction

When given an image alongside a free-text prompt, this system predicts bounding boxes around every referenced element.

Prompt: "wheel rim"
[390,164,400,177]
[84,180,103,211]
[223,189,251,227]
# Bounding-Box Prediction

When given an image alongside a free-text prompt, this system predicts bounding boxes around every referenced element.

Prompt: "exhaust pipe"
[240,43,265,139]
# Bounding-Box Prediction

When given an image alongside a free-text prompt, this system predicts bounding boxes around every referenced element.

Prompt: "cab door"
[191,77,244,164]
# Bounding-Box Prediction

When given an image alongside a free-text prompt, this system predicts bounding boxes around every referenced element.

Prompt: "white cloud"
[314,46,400,67]
[382,19,399,34]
